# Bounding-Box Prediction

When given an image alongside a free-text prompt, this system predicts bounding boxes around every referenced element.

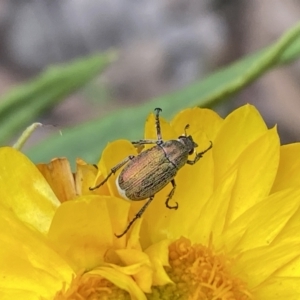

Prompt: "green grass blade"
[0,51,116,145]
[26,23,300,165]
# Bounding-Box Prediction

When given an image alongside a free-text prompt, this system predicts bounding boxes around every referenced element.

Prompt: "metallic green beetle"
[90,108,212,238]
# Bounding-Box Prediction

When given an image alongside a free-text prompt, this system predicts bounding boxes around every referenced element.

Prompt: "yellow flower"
[1,104,300,299]
[0,148,148,299]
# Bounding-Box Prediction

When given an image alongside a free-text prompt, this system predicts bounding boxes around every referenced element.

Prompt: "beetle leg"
[132,139,158,153]
[131,107,163,146]
[186,141,213,165]
[132,139,158,145]
[115,196,155,238]
[186,153,200,165]
[89,155,135,191]
[165,179,178,209]
[154,107,163,142]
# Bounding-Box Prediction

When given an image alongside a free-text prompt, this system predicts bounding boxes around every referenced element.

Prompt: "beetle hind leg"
[132,139,158,145]
[165,179,178,210]
[154,107,163,142]
[132,108,164,147]
[115,195,155,238]
[89,155,134,191]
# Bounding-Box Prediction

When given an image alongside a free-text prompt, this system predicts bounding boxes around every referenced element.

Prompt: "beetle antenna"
[184,124,190,136]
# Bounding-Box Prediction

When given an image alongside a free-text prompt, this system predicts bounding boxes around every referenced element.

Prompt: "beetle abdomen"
[117,146,177,200]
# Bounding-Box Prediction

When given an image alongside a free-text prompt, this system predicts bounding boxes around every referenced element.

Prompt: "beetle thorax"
[160,139,190,169]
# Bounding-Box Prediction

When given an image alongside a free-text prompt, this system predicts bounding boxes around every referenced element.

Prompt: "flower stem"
[13,123,43,150]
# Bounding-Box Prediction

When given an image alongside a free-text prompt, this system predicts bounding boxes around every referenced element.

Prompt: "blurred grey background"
[0,0,300,143]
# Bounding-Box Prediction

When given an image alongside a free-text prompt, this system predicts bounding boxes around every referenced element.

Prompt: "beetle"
[90,108,212,238]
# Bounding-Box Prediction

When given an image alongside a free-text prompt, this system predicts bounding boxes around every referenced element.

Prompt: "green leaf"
[25,23,300,165]
[0,51,116,145]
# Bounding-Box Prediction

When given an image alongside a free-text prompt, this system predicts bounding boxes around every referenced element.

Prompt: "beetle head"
[178,124,198,155]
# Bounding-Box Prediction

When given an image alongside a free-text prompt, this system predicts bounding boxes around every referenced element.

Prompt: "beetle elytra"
[90,108,212,238]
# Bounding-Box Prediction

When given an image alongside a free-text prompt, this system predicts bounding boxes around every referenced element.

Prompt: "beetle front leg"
[187,141,213,165]
[89,155,135,191]
[165,179,178,209]
[115,195,154,238]
[186,153,201,165]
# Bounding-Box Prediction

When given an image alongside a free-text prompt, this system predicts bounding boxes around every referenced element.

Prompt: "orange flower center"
[54,237,252,299]
[54,271,130,300]
[150,237,252,300]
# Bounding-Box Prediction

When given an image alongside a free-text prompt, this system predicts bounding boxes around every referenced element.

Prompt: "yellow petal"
[0,206,73,299]
[271,143,300,192]
[48,195,130,270]
[74,158,98,195]
[0,147,60,233]
[88,267,147,300]
[191,169,237,246]
[144,239,173,286]
[224,127,280,223]
[254,277,300,300]
[225,188,300,253]
[170,107,223,140]
[138,130,214,245]
[114,249,153,292]
[94,140,137,198]
[144,112,176,142]
[140,136,214,245]
[0,289,40,300]
[235,242,300,289]
[213,104,268,187]
[36,157,76,202]
[126,217,143,250]
[172,129,214,210]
